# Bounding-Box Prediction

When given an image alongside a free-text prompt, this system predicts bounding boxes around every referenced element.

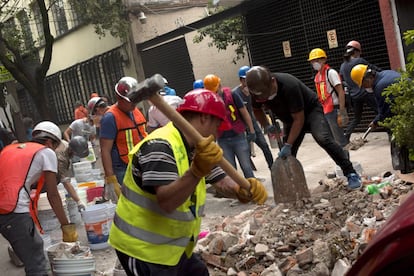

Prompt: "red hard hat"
[346,40,362,51]
[177,89,230,130]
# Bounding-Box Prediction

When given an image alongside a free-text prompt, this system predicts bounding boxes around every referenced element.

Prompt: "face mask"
[312,62,322,71]
[366,88,374,93]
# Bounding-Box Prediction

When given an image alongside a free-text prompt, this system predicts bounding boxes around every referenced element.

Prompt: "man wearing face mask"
[246,66,362,190]
[308,48,348,149]
[339,40,380,142]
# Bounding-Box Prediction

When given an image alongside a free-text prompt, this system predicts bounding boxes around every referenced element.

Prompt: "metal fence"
[18,48,124,125]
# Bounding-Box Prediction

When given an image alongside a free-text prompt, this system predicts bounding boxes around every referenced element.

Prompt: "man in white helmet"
[100,77,147,202]
[147,77,183,133]
[0,121,78,275]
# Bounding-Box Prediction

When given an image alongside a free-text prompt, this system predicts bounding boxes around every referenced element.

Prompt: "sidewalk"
[0,132,395,275]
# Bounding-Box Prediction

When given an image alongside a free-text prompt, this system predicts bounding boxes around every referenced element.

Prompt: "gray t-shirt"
[69,118,96,140]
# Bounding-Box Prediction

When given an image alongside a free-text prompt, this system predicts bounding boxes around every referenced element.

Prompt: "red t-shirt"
[74,106,88,119]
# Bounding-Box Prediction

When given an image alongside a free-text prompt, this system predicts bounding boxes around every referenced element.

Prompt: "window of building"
[31,3,45,46]
[68,1,83,28]
[52,0,68,36]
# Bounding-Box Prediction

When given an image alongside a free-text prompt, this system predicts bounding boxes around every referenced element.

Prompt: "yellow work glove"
[105,175,122,203]
[61,223,78,242]
[190,135,223,178]
[236,178,268,205]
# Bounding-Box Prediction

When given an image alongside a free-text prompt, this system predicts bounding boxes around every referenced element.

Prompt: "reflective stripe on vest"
[121,183,205,221]
[109,122,205,266]
[108,105,147,164]
[314,65,335,114]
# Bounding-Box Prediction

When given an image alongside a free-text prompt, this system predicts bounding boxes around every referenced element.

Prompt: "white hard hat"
[32,121,62,143]
[88,97,106,114]
[114,76,138,102]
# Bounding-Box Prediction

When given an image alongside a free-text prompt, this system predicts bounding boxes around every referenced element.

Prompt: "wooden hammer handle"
[149,94,251,190]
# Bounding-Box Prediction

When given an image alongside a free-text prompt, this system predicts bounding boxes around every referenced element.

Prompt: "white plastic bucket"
[53,258,95,276]
[81,204,115,250]
[53,257,95,276]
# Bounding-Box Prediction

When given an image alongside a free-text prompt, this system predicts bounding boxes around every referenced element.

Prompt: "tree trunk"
[31,81,53,121]
[4,82,26,141]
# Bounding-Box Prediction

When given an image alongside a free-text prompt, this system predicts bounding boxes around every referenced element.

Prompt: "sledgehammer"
[127,74,251,191]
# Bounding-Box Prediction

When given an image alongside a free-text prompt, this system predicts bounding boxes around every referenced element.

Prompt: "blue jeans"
[252,119,274,169]
[325,109,348,148]
[114,164,127,185]
[284,105,355,176]
[218,133,255,178]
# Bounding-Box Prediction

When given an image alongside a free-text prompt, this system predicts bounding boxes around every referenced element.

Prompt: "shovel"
[269,113,310,203]
[362,126,372,140]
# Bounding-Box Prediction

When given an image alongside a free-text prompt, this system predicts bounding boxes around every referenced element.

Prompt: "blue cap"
[193,79,204,89]
[238,66,251,78]
[163,86,176,96]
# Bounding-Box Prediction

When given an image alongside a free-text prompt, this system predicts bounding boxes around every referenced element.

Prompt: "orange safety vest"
[314,65,335,114]
[108,105,147,164]
[0,142,46,233]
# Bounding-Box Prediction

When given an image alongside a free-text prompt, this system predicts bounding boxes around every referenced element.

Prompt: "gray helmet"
[69,136,89,158]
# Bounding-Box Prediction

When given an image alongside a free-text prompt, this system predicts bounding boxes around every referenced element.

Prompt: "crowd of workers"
[0,39,406,275]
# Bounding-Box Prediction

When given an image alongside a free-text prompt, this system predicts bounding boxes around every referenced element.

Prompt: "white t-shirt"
[147,95,184,128]
[14,147,58,213]
[327,69,342,106]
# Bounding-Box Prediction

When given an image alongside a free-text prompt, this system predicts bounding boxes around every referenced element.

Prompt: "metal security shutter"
[244,0,390,132]
[140,37,194,98]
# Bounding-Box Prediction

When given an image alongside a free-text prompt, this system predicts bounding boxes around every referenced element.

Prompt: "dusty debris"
[198,175,413,275]
[344,138,367,150]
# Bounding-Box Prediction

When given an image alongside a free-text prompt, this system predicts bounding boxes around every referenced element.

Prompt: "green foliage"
[69,0,130,42]
[193,5,246,64]
[382,30,414,158]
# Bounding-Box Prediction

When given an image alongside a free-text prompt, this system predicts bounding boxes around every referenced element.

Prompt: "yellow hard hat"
[308,48,327,61]
[350,64,368,87]
[203,74,221,92]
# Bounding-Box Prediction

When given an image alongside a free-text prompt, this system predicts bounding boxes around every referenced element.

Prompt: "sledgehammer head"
[127,74,165,103]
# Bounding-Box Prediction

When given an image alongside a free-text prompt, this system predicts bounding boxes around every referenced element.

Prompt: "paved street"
[0,132,396,275]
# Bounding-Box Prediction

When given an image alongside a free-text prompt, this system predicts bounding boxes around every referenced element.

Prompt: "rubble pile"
[197,176,413,276]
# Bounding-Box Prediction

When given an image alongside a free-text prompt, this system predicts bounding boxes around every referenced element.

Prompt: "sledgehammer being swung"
[126,74,253,194]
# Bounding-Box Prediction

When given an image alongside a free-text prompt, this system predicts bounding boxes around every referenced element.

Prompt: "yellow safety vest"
[109,122,206,266]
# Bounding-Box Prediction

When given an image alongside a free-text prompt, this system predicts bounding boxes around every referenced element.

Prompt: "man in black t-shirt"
[245,66,362,190]
[233,66,274,169]
[0,126,17,151]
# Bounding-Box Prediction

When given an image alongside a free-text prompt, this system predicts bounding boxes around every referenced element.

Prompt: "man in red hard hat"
[339,40,381,143]
[109,89,267,275]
